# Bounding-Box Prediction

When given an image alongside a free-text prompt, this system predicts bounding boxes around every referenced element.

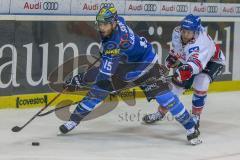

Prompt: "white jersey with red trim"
[171,26,225,75]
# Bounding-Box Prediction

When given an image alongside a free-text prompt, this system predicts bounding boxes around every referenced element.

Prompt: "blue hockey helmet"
[180,14,201,32]
[96,6,118,24]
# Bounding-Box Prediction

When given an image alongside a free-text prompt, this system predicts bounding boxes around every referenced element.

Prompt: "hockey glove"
[165,50,180,68]
[174,64,193,81]
[65,73,86,88]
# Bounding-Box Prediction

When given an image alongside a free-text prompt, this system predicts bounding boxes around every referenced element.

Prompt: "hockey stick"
[38,61,172,117]
[37,56,102,117]
[12,56,101,132]
[11,88,67,132]
[37,75,173,117]
[38,101,79,117]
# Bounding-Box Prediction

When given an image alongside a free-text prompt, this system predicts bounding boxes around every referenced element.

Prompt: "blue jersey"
[99,16,157,82]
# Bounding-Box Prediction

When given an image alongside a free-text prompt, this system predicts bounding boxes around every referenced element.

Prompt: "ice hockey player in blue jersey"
[59,6,201,145]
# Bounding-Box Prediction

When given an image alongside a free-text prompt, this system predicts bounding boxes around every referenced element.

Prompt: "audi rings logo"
[207,6,218,13]
[100,3,114,9]
[43,2,58,10]
[144,4,157,12]
[176,5,188,12]
[236,7,240,13]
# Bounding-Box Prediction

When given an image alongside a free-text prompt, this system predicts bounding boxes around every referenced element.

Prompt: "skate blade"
[189,137,202,145]
[57,131,67,136]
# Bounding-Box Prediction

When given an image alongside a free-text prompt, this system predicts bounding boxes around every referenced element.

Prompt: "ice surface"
[1,92,240,160]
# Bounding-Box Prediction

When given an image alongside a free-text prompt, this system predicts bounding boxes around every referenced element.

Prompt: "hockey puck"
[32,142,40,146]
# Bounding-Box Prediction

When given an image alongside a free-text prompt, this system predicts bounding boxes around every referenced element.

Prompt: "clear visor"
[95,20,113,31]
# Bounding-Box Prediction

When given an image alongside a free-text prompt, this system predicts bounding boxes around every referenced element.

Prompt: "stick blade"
[11,126,21,132]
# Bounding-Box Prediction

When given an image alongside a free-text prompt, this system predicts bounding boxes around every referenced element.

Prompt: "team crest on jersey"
[189,46,199,54]
[120,40,131,50]
[119,33,133,50]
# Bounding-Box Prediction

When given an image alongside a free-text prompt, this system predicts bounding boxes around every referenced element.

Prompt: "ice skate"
[142,111,164,124]
[59,121,78,134]
[187,127,202,145]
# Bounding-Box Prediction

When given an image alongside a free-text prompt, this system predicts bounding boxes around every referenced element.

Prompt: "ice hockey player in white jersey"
[143,14,225,143]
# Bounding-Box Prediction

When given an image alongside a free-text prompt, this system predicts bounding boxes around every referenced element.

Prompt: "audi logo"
[176,5,188,12]
[43,2,58,10]
[144,4,157,12]
[100,3,114,9]
[236,7,240,13]
[207,6,218,13]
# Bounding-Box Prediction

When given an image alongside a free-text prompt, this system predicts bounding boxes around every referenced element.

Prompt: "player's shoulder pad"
[117,16,135,50]
[173,26,181,33]
[117,17,128,35]
[172,26,181,48]
[117,16,126,25]
[172,26,181,39]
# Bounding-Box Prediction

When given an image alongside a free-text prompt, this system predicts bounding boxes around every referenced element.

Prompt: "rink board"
[0,80,239,109]
[0,16,240,109]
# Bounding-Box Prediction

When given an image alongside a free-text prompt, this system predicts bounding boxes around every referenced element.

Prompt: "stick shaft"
[14,88,66,131]
[38,75,173,117]
[37,57,101,117]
